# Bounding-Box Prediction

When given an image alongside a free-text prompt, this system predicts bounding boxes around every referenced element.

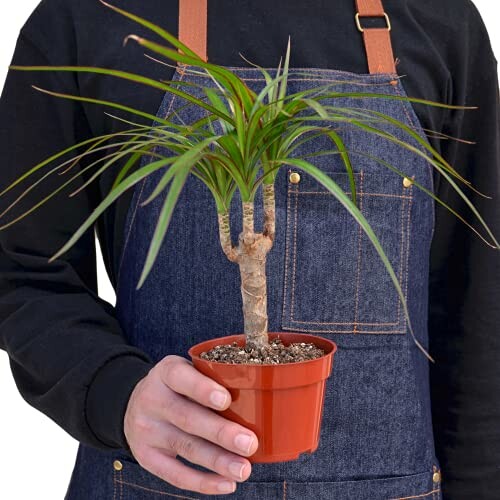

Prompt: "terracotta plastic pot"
[188,332,337,463]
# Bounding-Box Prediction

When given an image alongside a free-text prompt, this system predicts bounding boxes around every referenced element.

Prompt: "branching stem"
[216,197,274,347]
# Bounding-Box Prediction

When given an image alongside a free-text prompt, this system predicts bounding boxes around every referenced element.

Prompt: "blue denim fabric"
[65,65,442,499]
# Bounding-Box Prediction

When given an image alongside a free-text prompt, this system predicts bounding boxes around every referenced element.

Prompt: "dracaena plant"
[1,1,498,362]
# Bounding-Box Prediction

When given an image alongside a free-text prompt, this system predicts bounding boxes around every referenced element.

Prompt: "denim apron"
[65,1,443,499]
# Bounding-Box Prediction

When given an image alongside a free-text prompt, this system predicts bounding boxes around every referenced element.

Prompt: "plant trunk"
[238,238,270,347]
[217,192,275,348]
[239,201,272,347]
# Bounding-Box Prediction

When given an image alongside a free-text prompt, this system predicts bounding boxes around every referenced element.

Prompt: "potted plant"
[1,1,498,463]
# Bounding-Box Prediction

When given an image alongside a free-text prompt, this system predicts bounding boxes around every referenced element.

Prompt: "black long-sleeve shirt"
[0,1,499,498]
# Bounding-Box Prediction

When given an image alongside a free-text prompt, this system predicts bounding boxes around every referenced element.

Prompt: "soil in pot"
[200,337,325,364]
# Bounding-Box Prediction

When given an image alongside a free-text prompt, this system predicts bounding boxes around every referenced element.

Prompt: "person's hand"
[123,355,259,495]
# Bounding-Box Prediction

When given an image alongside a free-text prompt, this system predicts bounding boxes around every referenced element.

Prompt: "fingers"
[142,446,238,495]
[159,355,231,411]
[157,356,258,457]
[163,391,258,457]
[154,422,253,483]
[125,354,259,495]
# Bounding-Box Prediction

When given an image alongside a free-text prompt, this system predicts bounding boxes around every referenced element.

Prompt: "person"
[0,0,498,499]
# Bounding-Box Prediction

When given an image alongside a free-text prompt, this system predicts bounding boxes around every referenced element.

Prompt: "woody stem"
[216,201,273,348]
[263,183,276,243]
[238,201,271,347]
[217,212,238,262]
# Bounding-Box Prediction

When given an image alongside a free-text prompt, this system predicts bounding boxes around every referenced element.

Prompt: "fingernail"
[229,461,245,480]
[210,390,228,409]
[234,434,254,454]
[218,481,236,493]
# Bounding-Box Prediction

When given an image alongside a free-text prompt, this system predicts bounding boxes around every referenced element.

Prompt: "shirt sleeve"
[428,3,500,498]
[0,24,154,450]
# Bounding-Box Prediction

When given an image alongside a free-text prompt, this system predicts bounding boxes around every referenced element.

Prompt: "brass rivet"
[113,460,123,471]
[289,172,301,184]
[403,176,413,188]
[433,471,441,483]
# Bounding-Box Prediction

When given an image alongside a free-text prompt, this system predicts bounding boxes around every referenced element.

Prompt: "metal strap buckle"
[355,12,391,33]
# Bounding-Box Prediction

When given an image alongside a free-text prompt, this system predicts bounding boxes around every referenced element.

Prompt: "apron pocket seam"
[282,169,413,334]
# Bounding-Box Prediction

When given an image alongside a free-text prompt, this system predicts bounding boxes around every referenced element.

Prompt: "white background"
[0,1,498,499]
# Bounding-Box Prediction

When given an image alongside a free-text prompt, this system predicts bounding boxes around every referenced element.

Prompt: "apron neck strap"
[178,0,208,63]
[355,0,396,73]
[177,0,396,74]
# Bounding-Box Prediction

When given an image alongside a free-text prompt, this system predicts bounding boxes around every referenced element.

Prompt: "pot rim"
[188,332,337,368]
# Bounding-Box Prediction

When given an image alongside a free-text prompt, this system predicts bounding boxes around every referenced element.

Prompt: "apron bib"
[66,1,442,498]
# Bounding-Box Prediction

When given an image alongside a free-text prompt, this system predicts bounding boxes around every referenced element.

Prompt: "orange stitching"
[182,65,395,84]
[290,183,300,319]
[396,83,417,133]
[284,170,413,331]
[115,479,199,499]
[113,468,116,500]
[388,488,441,500]
[289,178,407,329]
[282,325,406,334]
[184,64,393,77]
[292,191,412,199]
[394,182,406,326]
[239,77,392,85]
[279,91,422,335]
[119,468,123,500]
[353,171,364,333]
[116,69,186,285]
[288,170,376,326]
[290,319,402,325]
[402,183,414,335]
[177,72,394,86]
[175,63,187,76]
[398,181,413,327]
[281,169,294,328]
[283,480,287,500]
[287,176,386,327]
[392,77,435,238]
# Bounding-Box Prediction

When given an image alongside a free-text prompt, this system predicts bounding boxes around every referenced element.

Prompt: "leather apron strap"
[178,0,396,74]
[178,0,208,62]
[355,0,396,73]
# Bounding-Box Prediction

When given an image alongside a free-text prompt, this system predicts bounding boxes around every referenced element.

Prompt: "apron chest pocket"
[281,168,414,335]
